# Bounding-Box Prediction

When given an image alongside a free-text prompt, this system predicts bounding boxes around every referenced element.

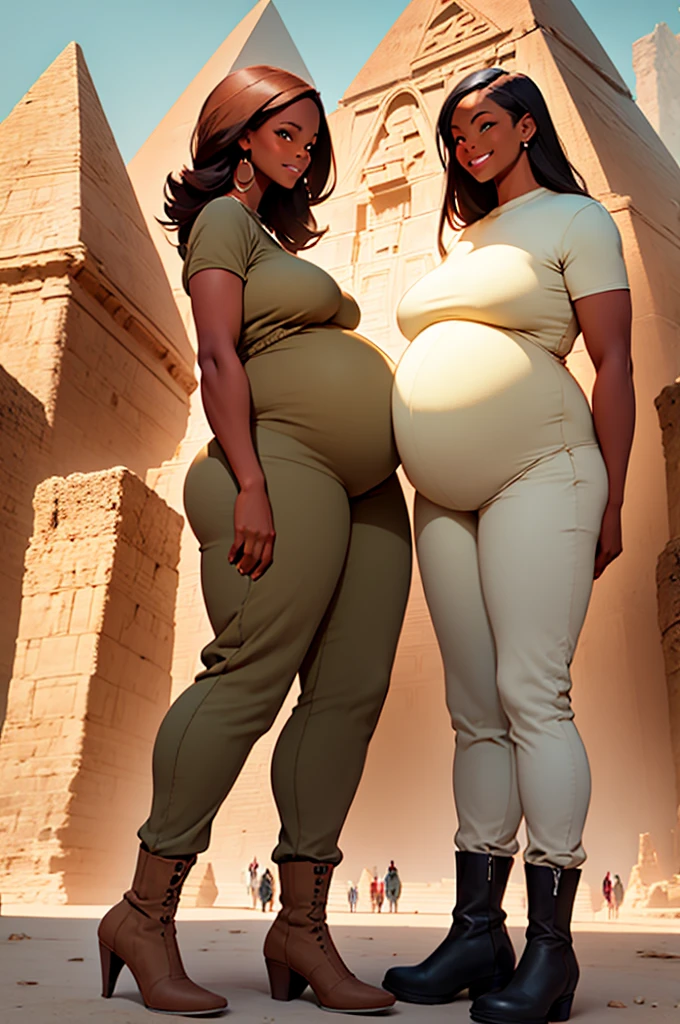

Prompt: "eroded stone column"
[656,383,680,858]
[0,467,182,904]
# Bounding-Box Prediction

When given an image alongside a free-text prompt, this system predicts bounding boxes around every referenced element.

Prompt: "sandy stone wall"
[0,468,182,904]
[0,368,49,724]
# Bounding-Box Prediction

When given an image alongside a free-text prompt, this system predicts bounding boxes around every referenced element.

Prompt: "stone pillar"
[0,467,182,904]
[0,367,49,724]
[656,383,680,864]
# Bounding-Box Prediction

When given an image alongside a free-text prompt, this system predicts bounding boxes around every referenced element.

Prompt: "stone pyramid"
[0,42,193,381]
[343,0,628,102]
[128,0,314,293]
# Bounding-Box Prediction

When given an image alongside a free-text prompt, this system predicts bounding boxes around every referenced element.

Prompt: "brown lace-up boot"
[98,846,227,1016]
[264,861,395,1013]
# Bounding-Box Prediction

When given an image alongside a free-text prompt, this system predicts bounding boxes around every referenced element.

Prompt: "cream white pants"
[415,445,608,869]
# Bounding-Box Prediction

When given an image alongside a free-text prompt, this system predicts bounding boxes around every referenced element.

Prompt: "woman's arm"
[190,268,275,580]
[575,288,635,579]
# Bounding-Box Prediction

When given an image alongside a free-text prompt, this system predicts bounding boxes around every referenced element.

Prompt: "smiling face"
[240,96,320,190]
[450,88,536,184]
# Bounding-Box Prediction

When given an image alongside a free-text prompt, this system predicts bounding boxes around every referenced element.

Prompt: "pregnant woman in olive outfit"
[383,69,635,1024]
[98,66,411,1016]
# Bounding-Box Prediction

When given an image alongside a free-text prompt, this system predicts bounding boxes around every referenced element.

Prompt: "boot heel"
[549,993,574,1022]
[99,942,125,998]
[469,971,513,1001]
[266,959,308,1001]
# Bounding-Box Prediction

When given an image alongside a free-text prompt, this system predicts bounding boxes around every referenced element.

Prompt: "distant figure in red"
[370,875,385,913]
[602,871,613,918]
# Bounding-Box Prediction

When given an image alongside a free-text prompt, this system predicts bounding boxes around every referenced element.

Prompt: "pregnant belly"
[246,327,399,497]
[392,320,596,510]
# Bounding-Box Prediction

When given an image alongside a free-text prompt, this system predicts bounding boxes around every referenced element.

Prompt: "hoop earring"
[234,155,255,193]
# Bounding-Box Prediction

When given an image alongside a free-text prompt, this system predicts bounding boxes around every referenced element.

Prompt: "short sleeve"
[560,201,630,301]
[183,198,255,292]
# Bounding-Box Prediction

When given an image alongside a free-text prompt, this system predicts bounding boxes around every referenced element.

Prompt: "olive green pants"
[139,427,412,863]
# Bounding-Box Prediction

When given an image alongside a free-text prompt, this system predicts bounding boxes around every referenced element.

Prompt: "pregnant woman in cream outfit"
[98,66,410,1017]
[383,69,635,1024]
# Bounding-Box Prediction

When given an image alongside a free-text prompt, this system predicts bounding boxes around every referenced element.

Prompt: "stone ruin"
[0,43,194,904]
[626,832,680,910]
[0,0,680,906]
[634,22,680,167]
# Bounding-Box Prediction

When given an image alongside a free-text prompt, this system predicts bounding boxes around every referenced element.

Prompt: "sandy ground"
[1,907,680,1023]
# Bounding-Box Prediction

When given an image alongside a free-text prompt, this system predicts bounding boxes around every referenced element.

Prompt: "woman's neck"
[494,151,540,207]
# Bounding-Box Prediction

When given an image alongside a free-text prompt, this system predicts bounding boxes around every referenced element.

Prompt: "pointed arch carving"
[355,86,439,194]
[344,86,440,331]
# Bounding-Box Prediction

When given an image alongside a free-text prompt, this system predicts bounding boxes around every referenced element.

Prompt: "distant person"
[602,871,613,918]
[347,882,358,913]
[248,856,260,909]
[259,868,275,913]
[613,874,624,918]
[385,862,402,913]
[370,875,385,913]
[375,877,385,913]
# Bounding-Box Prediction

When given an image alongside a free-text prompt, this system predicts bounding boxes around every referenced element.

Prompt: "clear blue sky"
[1,0,678,163]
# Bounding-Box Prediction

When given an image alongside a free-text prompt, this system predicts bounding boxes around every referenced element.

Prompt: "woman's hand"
[594,501,622,580]
[229,481,276,580]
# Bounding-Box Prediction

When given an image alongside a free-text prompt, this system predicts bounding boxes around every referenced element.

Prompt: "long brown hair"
[436,68,587,255]
[163,65,336,254]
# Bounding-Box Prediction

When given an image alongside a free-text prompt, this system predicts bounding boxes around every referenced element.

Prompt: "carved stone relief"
[413,0,504,71]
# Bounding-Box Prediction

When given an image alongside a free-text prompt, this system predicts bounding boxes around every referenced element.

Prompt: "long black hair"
[436,67,588,253]
[162,66,336,255]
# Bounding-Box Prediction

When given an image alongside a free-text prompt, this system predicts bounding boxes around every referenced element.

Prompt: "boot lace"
[309,874,329,953]
[160,860,193,929]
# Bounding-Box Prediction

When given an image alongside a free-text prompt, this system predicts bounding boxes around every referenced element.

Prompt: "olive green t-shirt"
[182,196,360,361]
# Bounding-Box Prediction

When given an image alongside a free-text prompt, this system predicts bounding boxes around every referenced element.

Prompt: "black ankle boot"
[382,852,515,1004]
[471,863,580,1024]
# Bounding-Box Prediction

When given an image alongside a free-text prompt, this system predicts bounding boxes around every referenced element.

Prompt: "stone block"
[69,587,95,634]
[36,635,79,679]
[0,466,180,902]
[85,677,119,726]
[32,681,79,720]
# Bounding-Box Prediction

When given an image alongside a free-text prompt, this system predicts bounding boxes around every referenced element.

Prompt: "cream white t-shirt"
[397,187,630,359]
